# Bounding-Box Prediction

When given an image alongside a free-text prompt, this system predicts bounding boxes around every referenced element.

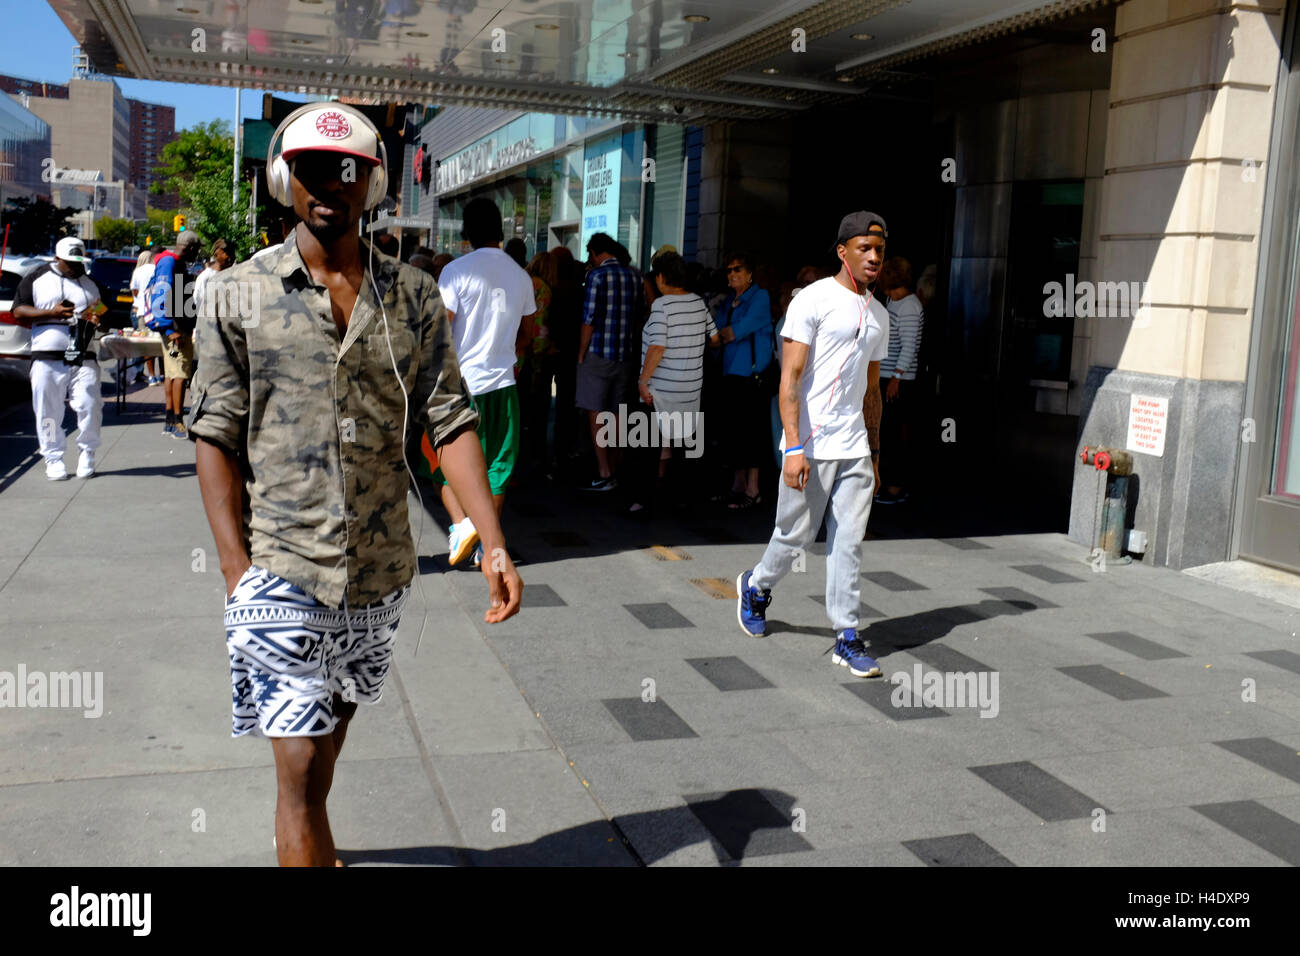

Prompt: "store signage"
[371,215,433,229]
[1125,394,1169,457]
[580,135,622,252]
[436,135,539,192]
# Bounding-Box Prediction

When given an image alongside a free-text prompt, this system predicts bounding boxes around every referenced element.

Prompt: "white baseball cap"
[55,236,92,264]
[280,104,382,167]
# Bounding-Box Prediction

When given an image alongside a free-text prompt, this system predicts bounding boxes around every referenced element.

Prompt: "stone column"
[1069,0,1287,568]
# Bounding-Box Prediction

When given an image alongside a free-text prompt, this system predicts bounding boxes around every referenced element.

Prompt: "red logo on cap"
[315,110,352,140]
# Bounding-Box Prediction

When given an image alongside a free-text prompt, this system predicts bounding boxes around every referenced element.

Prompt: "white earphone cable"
[367,214,432,657]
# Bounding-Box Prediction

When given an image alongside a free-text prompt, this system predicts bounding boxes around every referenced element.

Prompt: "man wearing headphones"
[188,103,523,866]
[735,212,889,679]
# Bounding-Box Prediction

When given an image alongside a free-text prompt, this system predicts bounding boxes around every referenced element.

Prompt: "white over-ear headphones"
[265,102,389,211]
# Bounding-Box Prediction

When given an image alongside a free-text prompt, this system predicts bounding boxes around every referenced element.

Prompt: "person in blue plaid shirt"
[576,232,644,491]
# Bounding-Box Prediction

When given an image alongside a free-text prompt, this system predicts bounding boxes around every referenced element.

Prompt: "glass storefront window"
[617,128,645,261]
[648,125,686,260]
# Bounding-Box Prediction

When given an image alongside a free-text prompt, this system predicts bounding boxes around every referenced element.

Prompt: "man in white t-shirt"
[13,237,106,480]
[434,198,537,566]
[736,211,890,678]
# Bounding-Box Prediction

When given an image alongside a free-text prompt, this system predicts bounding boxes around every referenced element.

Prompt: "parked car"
[88,255,139,331]
[0,257,47,382]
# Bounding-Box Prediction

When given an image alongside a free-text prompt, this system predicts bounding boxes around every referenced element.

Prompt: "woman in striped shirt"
[629,252,722,513]
[876,257,924,504]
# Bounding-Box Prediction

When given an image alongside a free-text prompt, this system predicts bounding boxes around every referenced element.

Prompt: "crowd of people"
[393,214,934,524]
[25,205,933,523]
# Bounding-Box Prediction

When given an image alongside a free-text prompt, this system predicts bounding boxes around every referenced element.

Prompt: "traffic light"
[173,214,186,232]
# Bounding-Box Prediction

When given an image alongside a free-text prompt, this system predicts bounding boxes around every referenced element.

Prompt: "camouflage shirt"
[187,232,478,608]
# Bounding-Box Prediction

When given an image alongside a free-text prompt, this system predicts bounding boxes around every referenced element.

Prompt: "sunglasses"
[726,265,747,273]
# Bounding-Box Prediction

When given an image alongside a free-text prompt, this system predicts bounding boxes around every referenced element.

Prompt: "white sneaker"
[45,459,69,481]
[76,450,95,478]
[447,517,479,566]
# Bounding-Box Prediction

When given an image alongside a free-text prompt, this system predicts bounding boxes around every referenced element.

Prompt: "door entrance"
[1239,2,1300,572]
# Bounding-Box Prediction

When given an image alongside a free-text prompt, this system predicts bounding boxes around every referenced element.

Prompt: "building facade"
[0,93,52,209]
[128,99,176,202]
[57,0,1300,580]
[423,106,701,267]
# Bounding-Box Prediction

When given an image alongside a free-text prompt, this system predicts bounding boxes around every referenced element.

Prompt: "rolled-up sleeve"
[186,274,248,453]
[415,279,479,447]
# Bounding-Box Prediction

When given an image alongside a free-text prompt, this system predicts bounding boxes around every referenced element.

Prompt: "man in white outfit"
[13,236,105,480]
[735,211,889,679]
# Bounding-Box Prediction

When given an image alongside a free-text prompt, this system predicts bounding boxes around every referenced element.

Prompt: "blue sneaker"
[832,629,881,677]
[736,569,771,637]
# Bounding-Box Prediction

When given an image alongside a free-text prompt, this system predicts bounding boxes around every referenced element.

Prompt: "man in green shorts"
[434,198,537,565]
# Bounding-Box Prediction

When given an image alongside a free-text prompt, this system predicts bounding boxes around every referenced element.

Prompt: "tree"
[152,120,236,199]
[0,196,79,255]
[95,216,137,253]
[183,175,262,262]
[136,206,176,250]
[152,121,264,261]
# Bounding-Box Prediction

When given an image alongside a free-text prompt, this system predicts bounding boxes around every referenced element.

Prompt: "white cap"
[55,236,91,263]
[280,104,382,167]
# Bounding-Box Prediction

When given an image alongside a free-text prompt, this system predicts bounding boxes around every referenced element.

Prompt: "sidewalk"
[2,375,1300,866]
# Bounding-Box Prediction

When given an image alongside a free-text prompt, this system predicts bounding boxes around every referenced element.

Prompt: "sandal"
[728,493,762,510]
[711,489,743,504]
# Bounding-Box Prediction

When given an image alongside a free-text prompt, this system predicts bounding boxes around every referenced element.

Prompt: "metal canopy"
[51,0,1115,123]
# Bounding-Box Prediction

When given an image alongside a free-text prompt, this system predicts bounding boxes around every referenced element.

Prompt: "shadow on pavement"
[862,598,1039,656]
[91,462,196,479]
[337,788,803,866]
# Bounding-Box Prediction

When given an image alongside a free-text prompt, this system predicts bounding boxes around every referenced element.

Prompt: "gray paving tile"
[684,789,813,861]
[1084,695,1300,749]
[686,656,774,692]
[740,843,926,866]
[843,680,950,720]
[764,769,1043,847]
[1215,738,1300,786]
[908,643,991,674]
[979,806,1288,867]
[902,833,1014,867]
[937,538,992,551]
[567,734,817,798]
[1057,664,1170,701]
[602,698,699,741]
[1085,630,1188,660]
[969,761,1107,822]
[522,583,567,607]
[1013,564,1085,584]
[1192,800,1300,866]
[1245,649,1300,677]
[979,586,1060,610]
[665,685,872,737]
[624,602,694,629]
[862,570,928,591]
[807,594,885,618]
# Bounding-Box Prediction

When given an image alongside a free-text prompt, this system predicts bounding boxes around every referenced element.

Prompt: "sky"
[9,3,308,131]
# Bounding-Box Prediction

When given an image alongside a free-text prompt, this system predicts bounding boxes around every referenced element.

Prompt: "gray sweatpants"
[750,455,875,632]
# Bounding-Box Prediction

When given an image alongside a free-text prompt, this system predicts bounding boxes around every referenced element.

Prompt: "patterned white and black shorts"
[223,565,409,738]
